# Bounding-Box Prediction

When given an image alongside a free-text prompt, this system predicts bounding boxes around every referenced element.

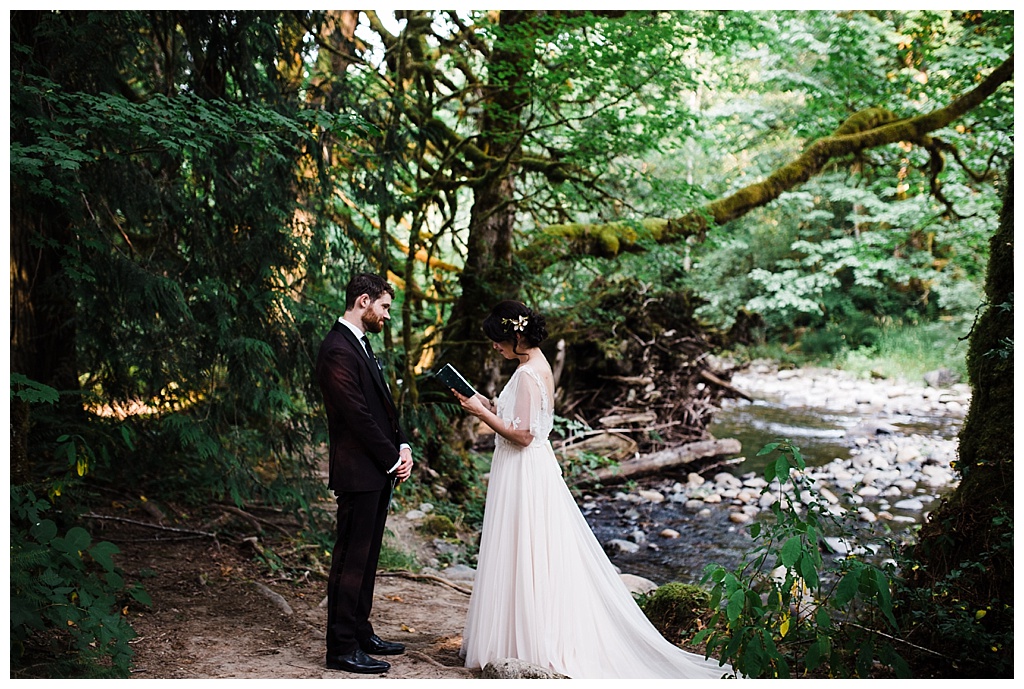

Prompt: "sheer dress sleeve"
[496,366,553,446]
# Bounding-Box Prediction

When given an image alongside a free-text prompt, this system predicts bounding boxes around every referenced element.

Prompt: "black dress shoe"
[359,634,405,656]
[326,649,391,673]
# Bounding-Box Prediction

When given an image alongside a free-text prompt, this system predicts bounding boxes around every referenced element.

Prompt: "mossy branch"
[522,54,1014,270]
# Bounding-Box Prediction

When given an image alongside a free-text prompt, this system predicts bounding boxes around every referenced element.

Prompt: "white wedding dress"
[460,363,733,679]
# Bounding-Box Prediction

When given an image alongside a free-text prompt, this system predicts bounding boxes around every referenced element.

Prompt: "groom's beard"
[362,314,385,334]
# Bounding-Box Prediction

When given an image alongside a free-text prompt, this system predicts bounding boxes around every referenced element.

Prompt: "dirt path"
[122,517,479,679]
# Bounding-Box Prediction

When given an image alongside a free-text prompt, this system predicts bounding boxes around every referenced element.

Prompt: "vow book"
[435,363,479,398]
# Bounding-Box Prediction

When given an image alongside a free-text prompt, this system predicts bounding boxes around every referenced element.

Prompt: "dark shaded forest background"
[8,9,1013,679]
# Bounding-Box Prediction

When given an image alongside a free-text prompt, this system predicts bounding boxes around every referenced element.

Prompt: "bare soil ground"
[121,514,479,680]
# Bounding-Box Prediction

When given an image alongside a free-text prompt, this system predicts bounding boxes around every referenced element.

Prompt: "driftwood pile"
[548,285,751,486]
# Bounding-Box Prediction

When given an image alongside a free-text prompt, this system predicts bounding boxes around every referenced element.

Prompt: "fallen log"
[570,437,742,486]
[598,411,658,427]
[558,430,638,462]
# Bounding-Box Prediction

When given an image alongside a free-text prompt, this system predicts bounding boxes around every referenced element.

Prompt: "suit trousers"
[326,486,392,655]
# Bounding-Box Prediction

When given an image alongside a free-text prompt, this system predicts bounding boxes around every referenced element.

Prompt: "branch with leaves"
[521,54,1014,269]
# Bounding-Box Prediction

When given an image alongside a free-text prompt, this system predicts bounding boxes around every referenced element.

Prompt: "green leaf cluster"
[695,441,910,678]
[10,486,152,678]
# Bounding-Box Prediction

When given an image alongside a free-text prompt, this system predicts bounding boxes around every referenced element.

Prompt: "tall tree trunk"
[902,159,1013,671]
[10,13,85,485]
[445,10,536,394]
[10,195,81,485]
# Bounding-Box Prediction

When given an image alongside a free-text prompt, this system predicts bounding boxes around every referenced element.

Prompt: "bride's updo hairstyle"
[483,300,548,353]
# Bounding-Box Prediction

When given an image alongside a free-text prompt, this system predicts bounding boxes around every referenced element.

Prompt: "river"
[580,363,969,588]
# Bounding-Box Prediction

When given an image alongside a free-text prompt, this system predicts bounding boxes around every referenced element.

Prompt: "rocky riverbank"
[407,361,971,588]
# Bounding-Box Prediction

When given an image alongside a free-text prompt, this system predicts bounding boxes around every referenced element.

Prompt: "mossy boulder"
[641,582,713,643]
[417,513,458,538]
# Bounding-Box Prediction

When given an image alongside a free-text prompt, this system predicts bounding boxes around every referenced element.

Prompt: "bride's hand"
[452,389,488,417]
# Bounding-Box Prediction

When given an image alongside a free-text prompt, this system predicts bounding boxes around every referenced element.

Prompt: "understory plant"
[10,376,152,677]
[9,486,152,678]
[695,440,910,678]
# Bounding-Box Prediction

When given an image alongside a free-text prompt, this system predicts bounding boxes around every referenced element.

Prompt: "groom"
[316,273,414,674]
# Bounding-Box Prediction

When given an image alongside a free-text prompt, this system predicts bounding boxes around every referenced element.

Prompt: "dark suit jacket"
[316,321,408,493]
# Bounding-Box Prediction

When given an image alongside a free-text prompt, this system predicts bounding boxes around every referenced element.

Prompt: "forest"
[8,9,1013,679]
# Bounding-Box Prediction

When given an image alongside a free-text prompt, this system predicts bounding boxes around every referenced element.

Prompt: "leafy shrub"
[695,441,909,678]
[9,486,152,678]
[891,509,1013,678]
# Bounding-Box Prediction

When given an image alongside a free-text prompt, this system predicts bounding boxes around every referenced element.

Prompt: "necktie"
[362,336,388,388]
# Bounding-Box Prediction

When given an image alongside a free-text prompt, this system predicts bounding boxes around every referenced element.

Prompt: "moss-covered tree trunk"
[902,158,1013,674]
[444,10,536,394]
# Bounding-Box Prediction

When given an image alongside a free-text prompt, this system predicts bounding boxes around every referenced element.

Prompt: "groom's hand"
[395,446,413,483]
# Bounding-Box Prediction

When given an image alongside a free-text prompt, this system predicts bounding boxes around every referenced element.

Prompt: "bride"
[451,300,734,679]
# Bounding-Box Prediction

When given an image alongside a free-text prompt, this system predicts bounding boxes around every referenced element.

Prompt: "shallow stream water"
[581,385,963,587]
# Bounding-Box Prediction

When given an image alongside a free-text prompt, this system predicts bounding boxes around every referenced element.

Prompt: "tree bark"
[444,10,537,394]
[9,13,86,484]
[901,158,1013,670]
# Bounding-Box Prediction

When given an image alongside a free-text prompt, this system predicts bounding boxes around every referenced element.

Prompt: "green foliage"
[378,535,421,573]
[687,171,995,350]
[10,373,60,405]
[9,486,152,678]
[10,11,364,513]
[695,441,909,678]
[891,509,1013,677]
[834,319,971,381]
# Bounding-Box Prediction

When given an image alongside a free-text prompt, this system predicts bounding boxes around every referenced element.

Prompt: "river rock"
[620,573,659,595]
[715,473,742,489]
[895,446,921,463]
[894,497,925,511]
[606,538,640,554]
[924,367,960,388]
[482,658,568,679]
[433,539,460,557]
[660,528,680,539]
[823,536,855,555]
[441,564,477,582]
[944,400,966,416]
[638,489,665,503]
[729,511,752,524]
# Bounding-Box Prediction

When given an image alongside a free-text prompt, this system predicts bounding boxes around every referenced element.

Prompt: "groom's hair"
[345,273,394,309]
